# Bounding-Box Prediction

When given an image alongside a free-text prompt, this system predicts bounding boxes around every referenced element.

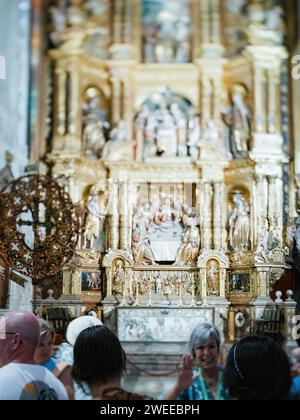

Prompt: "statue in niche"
[267,225,280,252]
[223,84,251,159]
[228,192,250,252]
[112,260,125,296]
[102,120,132,161]
[246,1,285,45]
[0,151,14,191]
[132,222,157,266]
[155,105,178,157]
[174,16,191,63]
[175,206,200,266]
[143,26,157,63]
[82,92,108,159]
[155,12,177,63]
[49,3,67,47]
[207,260,220,296]
[67,0,86,27]
[83,184,108,249]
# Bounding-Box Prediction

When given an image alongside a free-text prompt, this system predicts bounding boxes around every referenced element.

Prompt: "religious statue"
[154,197,180,231]
[187,115,201,159]
[82,93,108,159]
[133,203,153,233]
[228,192,250,252]
[49,4,67,47]
[155,105,178,157]
[67,0,86,28]
[133,236,157,266]
[102,120,132,161]
[174,16,191,63]
[170,103,188,157]
[83,184,108,249]
[175,206,200,265]
[223,84,251,159]
[112,260,125,296]
[207,260,220,296]
[246,1,285,45]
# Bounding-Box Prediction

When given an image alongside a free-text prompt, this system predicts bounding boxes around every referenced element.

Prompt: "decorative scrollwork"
[0,175,80,282]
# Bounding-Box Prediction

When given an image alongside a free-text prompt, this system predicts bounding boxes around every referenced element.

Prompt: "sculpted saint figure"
[223,84,251,159]
[83,185,108,249]
[228,193,250,252]
[207,261,219,295]
[82,94,107,159]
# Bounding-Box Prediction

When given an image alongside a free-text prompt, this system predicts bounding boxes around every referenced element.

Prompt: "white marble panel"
[118,307,214,342]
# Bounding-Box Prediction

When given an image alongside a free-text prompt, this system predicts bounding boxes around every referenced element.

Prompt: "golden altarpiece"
[39,0,297,349]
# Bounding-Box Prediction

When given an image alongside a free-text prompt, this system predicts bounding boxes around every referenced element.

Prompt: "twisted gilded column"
[203,182,213,249]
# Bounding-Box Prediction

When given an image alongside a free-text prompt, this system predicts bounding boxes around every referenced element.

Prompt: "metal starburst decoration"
[0,174,80,283]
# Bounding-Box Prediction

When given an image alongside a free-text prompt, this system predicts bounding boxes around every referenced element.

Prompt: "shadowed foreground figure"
[224,336,292,401]
[72,325,145,400]
[0,311,67,400]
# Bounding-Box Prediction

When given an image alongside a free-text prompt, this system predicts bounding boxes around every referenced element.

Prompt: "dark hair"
[72,326,126,385]
[224,336,292,400]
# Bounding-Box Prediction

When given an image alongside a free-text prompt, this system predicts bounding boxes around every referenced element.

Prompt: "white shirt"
[0,364,68,400]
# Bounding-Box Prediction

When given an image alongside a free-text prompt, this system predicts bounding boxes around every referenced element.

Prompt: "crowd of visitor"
[0,311,299,400]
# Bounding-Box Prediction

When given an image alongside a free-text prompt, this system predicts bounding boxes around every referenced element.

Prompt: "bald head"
[0,311,40,367]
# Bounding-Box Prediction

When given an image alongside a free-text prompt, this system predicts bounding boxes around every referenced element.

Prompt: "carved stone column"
[113,0,123,45]
[108,179,119,250]
[256,174,268,242]
[203,182,213,249]
[213,182,222,250]
[196,59,227,141]
[246,46,287,158]
[119,181,129,251]
[111,75,121,126]
[198,0,223,58]
[51,53,82,155]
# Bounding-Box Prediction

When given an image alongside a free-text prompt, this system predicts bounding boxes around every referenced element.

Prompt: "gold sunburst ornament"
[0,174,80,284]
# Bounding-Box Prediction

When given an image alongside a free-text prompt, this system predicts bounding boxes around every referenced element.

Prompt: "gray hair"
[189,324,221,356]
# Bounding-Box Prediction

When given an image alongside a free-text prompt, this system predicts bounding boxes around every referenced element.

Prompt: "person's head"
[34,319,55,365]
[189,324,221,371]
[66,315,102,347]
[224,336,292,400]
[0,311,40,368]
[72,325,126,386]
[291,348,300,376]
